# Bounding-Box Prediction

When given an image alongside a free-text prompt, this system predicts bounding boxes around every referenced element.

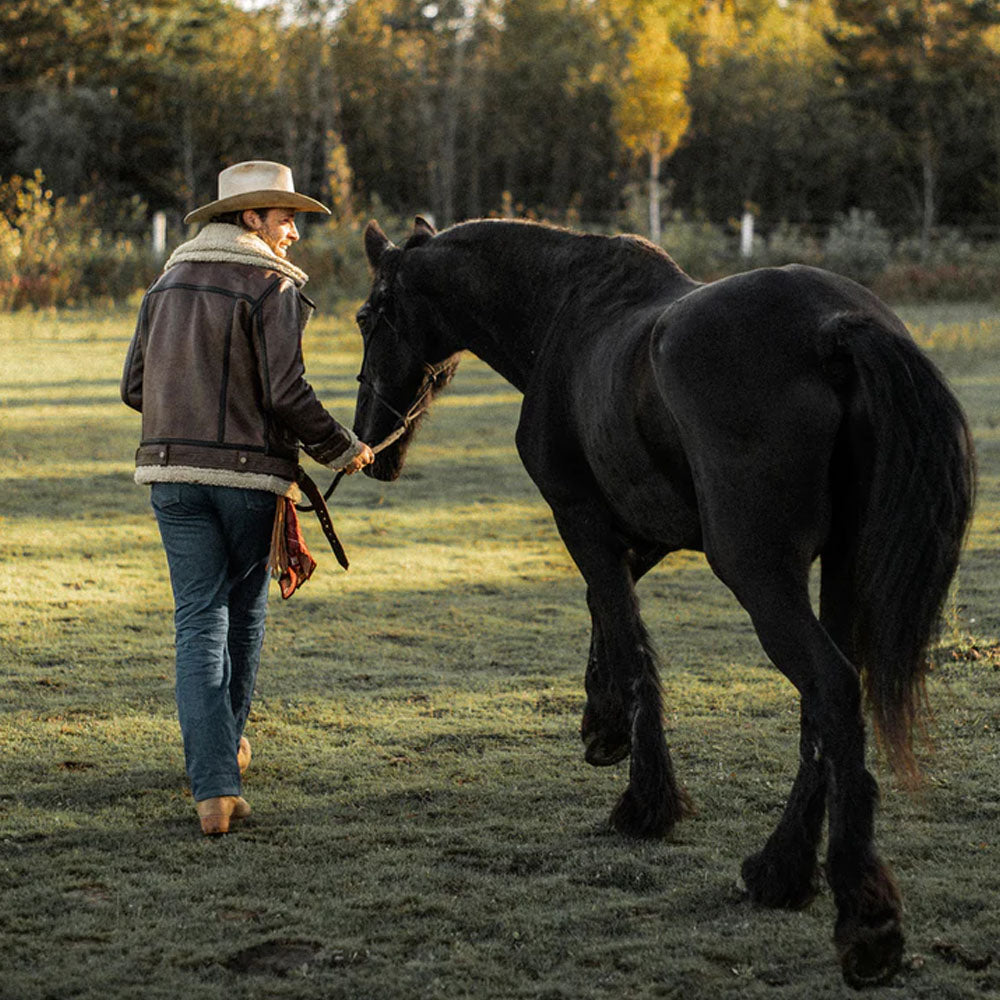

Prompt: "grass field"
[1,301,999,1000]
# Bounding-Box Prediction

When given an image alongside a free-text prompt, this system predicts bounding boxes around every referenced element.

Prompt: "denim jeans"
[151,482,276,802]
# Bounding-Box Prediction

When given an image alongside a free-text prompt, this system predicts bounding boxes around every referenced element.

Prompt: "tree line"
[3,0,1000,250]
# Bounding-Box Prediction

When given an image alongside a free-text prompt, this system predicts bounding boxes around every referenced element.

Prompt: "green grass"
[1,304,999,999]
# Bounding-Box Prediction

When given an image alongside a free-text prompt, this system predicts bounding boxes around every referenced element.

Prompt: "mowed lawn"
[1,302,999,1000]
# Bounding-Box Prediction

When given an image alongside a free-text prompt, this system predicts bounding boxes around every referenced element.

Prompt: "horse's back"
[654,263,892,375]
[648,264,901,439]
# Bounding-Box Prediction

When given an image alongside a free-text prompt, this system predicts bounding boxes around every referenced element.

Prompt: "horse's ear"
[414,215,436,237]
[403,215,436,249]
[364,220,392,267]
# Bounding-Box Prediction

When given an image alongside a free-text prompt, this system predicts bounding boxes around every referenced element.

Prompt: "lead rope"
[293,359,451,568]
[291,417,421,569]
[296,362,444,514]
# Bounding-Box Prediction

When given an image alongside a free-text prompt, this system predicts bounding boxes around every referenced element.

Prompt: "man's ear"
[364,220,393,267]
[404,215,436,249]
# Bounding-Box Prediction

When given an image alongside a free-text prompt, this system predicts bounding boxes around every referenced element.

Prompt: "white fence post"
[152,211,167,259]
[740,210,755,259]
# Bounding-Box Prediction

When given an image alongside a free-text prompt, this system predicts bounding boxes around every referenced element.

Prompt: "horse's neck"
[463,302,545,394]
[440,257,554,393]
[434,224,692,391]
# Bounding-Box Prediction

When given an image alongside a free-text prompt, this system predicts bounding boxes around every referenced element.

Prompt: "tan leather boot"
[237,737,252,775]
[196,796,251,835]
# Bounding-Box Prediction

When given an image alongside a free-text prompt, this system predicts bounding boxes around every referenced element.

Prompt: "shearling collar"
[165,223,309,287]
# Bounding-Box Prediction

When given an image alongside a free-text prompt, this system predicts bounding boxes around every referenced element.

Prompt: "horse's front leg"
[554,511,690,838]
[582,544,669,767]
[581,607,630,766]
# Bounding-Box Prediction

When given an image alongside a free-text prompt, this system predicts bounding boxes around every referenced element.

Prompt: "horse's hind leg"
[717,559,903,987]
[741,551,857,908]
[740,702,826,909]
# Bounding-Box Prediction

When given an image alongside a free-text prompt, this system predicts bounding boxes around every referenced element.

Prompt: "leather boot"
[237,737,252,775]
[196,796,251,835]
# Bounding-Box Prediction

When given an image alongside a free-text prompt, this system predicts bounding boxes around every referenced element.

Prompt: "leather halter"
[354,304,454,448]
[293,302,453,568]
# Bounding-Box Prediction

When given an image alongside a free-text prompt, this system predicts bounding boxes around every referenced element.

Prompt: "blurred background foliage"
[2,0,1000,308]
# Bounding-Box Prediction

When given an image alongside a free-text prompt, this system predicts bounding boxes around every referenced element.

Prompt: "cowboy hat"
[184,160,331,225]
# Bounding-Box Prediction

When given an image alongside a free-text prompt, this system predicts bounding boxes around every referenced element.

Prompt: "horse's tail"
[830,315,975,780]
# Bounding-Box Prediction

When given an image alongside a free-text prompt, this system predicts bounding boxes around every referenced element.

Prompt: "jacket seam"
[218,307,233,442]
[140,437,272,454]
[250,278,284,451]
[147,281,258,304]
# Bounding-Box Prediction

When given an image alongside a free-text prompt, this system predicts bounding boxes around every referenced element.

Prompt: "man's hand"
[342,442,374,475]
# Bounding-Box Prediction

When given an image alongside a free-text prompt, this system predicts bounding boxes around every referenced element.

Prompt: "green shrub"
[75,227,159,305]
[873,262,1000,303]
[823,208,892,285]
[658,211,734,279]
[0,171,84,309]
[294,220,374,309]
[0,172,160,309]
[760,221,825,269]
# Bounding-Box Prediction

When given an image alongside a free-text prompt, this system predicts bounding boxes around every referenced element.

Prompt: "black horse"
[351,216,975,988]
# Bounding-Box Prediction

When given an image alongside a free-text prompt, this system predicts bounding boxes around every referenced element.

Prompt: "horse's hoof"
[611,792,670,839]
[741,849,821,910]
[583,732,630,767]
[610,787,687,839]
[580,708,630,767]
[835,914,905,990]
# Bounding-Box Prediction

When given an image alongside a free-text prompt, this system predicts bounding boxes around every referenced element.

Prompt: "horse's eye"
[356,304,373,329]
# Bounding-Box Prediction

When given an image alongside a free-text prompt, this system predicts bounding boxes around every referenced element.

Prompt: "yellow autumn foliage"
[615,8,691,161]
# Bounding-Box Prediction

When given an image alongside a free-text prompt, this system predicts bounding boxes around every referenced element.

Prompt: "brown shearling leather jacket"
[121,260,360,495]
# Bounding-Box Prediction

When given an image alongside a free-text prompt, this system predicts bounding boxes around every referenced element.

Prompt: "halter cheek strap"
[353,302,455,448]
[295,305,454,525]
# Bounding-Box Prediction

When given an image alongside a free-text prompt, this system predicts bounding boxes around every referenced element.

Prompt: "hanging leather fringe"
[268,496,317,599]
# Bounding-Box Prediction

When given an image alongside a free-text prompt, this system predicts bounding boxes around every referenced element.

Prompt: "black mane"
[435,219,692,309]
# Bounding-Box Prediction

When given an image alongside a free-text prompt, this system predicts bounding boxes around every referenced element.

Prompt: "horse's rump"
[646,276,974,776]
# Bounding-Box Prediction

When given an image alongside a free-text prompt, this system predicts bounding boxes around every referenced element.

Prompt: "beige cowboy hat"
[184,160,331,225]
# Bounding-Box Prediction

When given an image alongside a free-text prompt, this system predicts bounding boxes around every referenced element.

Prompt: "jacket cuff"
[302,426,363,470]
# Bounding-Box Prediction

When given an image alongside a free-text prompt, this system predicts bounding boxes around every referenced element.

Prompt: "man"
[121,160,373,834]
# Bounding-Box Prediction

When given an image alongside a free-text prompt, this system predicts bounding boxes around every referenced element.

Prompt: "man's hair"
[209,210,252,228]
[209,207,284,228]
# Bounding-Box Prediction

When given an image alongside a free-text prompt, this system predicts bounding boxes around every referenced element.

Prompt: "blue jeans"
[151,482,276,802]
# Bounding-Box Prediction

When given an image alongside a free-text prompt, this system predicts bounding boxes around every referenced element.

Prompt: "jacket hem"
[135,464,300,499]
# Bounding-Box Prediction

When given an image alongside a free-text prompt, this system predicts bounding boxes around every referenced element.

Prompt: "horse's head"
[353,216,461,481]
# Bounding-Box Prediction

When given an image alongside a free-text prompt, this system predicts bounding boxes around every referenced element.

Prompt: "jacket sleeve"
[256,279,363,469]
[120,300,146,413]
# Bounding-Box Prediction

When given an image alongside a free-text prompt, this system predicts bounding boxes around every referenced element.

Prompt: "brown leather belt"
[296,466,349,570]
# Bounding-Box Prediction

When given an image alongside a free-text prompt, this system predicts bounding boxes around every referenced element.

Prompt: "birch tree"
[613,7,690,244]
